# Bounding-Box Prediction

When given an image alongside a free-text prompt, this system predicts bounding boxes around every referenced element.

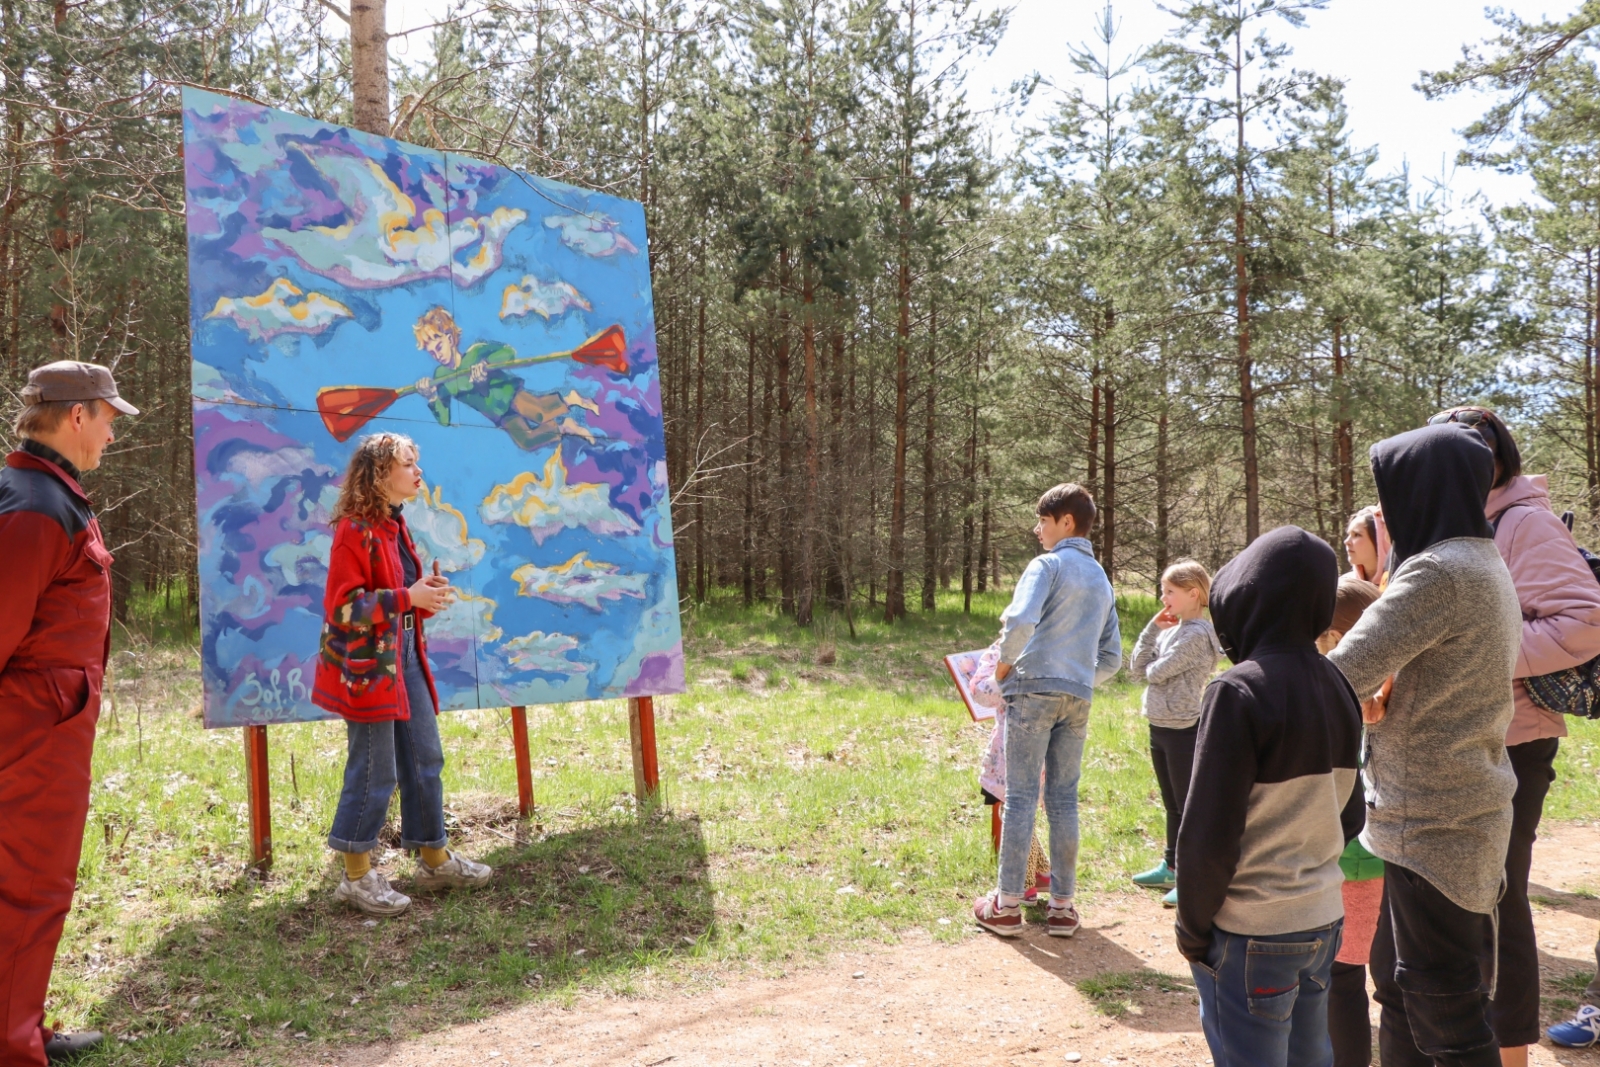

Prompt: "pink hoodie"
[1486,474,1600,746]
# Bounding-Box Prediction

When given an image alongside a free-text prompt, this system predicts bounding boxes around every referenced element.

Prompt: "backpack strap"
[1490,504,1530,536]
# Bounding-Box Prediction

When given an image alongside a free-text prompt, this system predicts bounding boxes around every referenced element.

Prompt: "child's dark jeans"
[1191,918,1342,1067]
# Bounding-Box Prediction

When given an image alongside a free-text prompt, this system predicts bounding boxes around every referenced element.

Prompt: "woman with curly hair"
[312,432,493,916]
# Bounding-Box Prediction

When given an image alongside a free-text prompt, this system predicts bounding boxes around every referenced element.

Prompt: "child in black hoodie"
[1176,526,1364,1067]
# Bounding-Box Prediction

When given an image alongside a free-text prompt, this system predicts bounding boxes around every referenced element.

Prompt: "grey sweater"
[1129,617,1222,728]
[1328,538,1521,914]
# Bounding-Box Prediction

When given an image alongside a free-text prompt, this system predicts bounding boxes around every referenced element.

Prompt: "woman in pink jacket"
[1430,406,1600,1067]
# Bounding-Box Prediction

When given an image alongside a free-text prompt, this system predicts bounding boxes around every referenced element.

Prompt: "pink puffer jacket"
[1487,474,1600,746]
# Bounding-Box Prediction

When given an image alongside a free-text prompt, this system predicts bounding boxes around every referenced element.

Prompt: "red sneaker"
[972,891,1024,937]
[1046,901,1081,938]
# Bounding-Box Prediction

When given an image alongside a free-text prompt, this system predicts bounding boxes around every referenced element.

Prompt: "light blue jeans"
[997,691,1090,900]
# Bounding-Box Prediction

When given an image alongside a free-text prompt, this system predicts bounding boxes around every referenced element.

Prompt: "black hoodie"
[1372,424,1495,569]
[1174,526,1364,961]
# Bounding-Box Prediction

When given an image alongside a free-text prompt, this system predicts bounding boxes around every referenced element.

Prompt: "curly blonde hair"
[331,432,417,526]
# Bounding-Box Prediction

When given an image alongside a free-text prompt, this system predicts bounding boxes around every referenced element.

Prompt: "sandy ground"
[278,823,1600,1067]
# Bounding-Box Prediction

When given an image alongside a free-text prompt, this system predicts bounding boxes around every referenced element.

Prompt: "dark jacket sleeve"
[1340,773,1366,844]
[1175,678,1257,961]
[0,510,71,674]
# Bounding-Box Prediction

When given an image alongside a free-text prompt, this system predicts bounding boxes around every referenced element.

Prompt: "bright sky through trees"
[386,0,1549,212]
[971,0,1548,212]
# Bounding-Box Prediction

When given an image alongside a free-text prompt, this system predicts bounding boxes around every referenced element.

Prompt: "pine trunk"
[1235,27,1260,543]
[743,327,756,606]
[350,0,390,136]
[693,293,707,603]
[921,300,937,612]
[886,198,911,622]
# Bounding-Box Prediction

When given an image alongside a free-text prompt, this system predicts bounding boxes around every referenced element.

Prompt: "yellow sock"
[342,850,371,881]
[419,845,450,869]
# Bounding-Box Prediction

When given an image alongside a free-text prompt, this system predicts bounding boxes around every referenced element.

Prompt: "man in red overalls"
[0,361,137,1064]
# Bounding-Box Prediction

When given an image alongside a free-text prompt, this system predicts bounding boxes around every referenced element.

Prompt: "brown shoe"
[973,891,1024,937]
[1046,902,1081,938]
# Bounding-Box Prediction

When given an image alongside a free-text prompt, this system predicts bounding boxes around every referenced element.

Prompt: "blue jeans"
[1191,920,1343,1067]
[997,692,1090,900]
[326,626,447,852]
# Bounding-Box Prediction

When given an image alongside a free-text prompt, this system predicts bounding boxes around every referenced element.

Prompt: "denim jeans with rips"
[997,691,1090,901]
[325,626,447,853]
[1191,919,1343,1067]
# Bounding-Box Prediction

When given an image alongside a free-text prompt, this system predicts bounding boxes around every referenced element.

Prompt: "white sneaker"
[334,869,411,916]
[413,850,493,891]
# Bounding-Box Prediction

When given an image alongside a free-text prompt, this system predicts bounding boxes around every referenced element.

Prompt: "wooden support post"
[991,804,1001,855]
[628,696,660,808]
[244,724,272,870]
[510,705,535,818]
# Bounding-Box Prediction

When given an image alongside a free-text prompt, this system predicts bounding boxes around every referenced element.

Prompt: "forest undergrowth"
[53,589,1600,1065]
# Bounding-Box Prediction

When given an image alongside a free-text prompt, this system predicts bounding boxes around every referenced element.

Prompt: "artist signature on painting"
[231,668,309,712]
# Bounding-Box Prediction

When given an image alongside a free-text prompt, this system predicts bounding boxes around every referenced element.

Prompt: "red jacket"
[0,445,112,1065]
[311,512,439,723]
[0,447,112,702]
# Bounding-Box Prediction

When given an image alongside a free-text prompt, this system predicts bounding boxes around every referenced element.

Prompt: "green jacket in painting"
[427,341,521,426]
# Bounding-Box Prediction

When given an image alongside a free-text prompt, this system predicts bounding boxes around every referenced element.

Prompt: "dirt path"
[282,824,1600,1067]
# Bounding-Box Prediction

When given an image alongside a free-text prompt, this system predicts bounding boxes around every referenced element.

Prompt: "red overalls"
[0,448,111,1066]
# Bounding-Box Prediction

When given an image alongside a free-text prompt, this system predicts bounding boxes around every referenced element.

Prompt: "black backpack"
[1495,508,1600,719]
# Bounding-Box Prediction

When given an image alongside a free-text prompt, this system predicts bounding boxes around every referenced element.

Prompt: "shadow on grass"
[1531,882,1600,921]
[998,924,1200,1034]
[87,812,713,1064]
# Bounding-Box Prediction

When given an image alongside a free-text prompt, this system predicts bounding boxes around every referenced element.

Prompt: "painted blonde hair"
[1161,558,1212,607]
[331,432,417,527]
[413,306,461,349]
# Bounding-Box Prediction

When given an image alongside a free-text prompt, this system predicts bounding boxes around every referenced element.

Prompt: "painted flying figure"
[412,307,599,451]
[314,314,628,445]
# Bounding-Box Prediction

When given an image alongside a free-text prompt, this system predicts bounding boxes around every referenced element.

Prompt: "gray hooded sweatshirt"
[1328,425,1522,915]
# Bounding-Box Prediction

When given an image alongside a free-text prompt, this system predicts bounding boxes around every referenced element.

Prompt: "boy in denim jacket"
[973,483,1121,938]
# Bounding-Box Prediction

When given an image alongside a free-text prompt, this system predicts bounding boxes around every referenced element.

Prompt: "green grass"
[1075,968,1194,1018]
[49,584,1600,1064]
[1551,971,1596,996]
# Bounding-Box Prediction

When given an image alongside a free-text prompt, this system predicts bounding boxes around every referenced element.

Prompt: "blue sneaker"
[1162,887,1178,908]
[1549,1004,1600,1047]
[1132,859,1175,888]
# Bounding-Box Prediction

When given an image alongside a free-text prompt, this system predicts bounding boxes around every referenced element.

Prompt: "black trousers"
[1490,736,1558,1047]
[1149,723,1197,868]
[1330,961,1372,1067]
[1370,863,1499,1067]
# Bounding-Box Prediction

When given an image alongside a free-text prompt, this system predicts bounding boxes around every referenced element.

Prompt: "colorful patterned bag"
[1499,509,1600,720]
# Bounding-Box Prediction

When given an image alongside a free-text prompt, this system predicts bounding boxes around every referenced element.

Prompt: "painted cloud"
[502,631,589,675]
[259,146,526,290]
[219,441,333,490]
[480,451,641,545]
[500,276,592,321]
[426,591,503,643]
[404,482,486,573]
[205,278,352,341]
[511,552,648,611]
[543,212,639,257]
[264,533,333,585]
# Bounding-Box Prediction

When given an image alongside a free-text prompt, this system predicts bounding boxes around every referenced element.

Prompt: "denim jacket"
[997,536,1121,701]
